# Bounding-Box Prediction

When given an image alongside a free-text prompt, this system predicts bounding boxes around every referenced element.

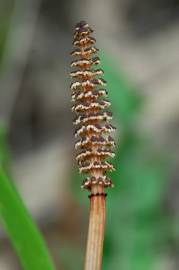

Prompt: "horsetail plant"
[70,21,116,270]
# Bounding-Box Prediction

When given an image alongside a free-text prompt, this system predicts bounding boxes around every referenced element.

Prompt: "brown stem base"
[84,185,106,270]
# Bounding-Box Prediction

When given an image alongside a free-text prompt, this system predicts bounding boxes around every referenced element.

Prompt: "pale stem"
[84,184,106,270]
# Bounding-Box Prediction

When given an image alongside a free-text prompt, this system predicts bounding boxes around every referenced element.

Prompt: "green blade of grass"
[0,168,56,270]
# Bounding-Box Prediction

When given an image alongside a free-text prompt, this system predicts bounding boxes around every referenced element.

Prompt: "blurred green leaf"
[0,168,56,270]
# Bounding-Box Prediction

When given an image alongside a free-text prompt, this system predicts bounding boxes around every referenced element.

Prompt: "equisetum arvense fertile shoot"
[70,21,116,194]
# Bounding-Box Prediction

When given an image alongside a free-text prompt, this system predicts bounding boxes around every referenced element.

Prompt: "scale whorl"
[70,21,115,190]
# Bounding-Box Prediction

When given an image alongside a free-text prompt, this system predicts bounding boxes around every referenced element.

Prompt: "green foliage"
[0,169,56,270]
[0,125,55,270]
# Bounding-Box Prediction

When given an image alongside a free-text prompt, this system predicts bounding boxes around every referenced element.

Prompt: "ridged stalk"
[84,185,106,270]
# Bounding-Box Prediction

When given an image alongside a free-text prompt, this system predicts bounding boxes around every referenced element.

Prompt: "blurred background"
[0,0,179,269]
